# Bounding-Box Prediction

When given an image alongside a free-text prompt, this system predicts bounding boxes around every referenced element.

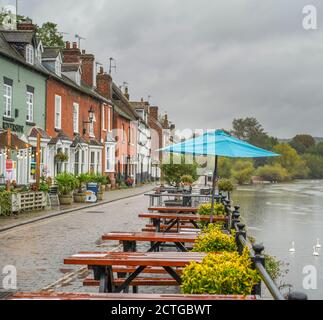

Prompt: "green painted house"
[0,28,48,184]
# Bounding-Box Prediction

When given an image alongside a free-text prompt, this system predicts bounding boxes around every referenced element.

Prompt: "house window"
[122,124,125,143]
[89,114,96,137]
[90,151,95,173]
[73,103,79,133]
[74,149,80,176]
[55,95,62,129]
[26,91,34,122]
[26,44,34,65]
[102,105,106,131]
[108,107,112,132]
[55,60,61,77]
[97,151,101,173]
[3,83,12,118]
[81,150,86,173]
[106,145,115,172]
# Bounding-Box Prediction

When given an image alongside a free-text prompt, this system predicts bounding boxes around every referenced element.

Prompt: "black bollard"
[235,223,246,255]
[252,244,265,296]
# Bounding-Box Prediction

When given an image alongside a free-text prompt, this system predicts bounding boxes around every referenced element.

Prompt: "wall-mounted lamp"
[83,106,95,135]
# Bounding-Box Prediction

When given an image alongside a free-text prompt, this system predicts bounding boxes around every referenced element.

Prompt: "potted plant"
[74,173,90,203]
[180,175,194,186]
[55,172,77,205]
[54,151,69,163]
[105,176,112,191]
[125,177,134,187]
[218,178,235,199]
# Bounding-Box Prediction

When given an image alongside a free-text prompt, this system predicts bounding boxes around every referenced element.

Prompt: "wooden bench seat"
[10,292,258,300]
[142,227,199,233]
[102,232,197,243]
[110,266,183,274]
[140,213,228,221]
[145,223,196,230]
[83,277,178,287]
[148,207,198,213]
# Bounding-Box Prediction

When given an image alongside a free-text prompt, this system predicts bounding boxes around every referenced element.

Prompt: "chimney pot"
[82,49,86,54]
[99,66,104,74]
[72,42,78,49]
[66,41,71,49]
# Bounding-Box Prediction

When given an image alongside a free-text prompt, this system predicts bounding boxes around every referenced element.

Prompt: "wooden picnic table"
[10,292,257,300]
[64,251,207,293]
[102,232,198,252]
[148,206,198,213]
[139,212,228,232]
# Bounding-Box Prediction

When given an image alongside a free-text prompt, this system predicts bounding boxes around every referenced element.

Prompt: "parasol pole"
[6,128,12,191]
[210,155,218,223]
[36,132,41,190]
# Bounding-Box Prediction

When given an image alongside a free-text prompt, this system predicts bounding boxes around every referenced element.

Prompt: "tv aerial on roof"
[109,57,117,75]
[75,34,86,48]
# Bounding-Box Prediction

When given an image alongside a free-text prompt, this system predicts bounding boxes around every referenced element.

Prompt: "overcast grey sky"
[7,0,323,137]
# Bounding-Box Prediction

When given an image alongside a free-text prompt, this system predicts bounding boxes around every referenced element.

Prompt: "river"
[232,179,323,300]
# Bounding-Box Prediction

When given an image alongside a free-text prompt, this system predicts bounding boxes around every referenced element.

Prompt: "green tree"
[231,117,278,150]
[0,14,64,47]
[255,164,290,182]
[273,144,309,179]
[307,142,323,157]
[36,22,64,47]
[290,134,316,154]
[160,157,199,186]
[231,160,254,185]
[302,154,323,179]
[218,157,233,179]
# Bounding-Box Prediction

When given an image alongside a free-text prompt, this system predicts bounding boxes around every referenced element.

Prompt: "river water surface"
[232,180,323,300]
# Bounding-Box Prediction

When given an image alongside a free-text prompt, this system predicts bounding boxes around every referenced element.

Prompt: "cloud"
[18,0,323,138]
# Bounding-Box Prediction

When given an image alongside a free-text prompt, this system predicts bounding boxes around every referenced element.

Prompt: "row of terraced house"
[0,21,175,186]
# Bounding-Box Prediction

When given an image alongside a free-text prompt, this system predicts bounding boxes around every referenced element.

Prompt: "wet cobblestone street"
[0,189,179,294]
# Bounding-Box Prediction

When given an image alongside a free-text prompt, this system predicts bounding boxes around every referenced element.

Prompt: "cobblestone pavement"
[0,189,179,295]
[0,184,155,230]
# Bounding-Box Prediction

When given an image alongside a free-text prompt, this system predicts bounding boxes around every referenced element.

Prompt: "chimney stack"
[80,50,95,88]
[149,106,159,121]
[96,68,113,99]
[62,42,81,64]
[17,22,36,31]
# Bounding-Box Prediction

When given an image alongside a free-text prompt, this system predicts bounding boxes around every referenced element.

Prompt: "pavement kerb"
[0,186,155,234]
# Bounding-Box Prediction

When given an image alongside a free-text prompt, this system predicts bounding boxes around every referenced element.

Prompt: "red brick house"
[42,42,114,178]
[96,68,138,183]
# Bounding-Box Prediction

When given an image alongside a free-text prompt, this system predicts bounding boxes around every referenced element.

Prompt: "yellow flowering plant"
[181,248,260,295]
[198,202,226,216]
[193,224,237,253]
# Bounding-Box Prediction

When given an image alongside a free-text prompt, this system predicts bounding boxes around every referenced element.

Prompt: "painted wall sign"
[2,122,24,133]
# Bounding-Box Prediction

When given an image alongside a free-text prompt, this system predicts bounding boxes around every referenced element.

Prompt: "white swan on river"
[316,238,321,249]
[313,246,320,256]
[289,241,296,253]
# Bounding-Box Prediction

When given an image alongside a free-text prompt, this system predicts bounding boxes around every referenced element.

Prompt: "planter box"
[11,192,47,213]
